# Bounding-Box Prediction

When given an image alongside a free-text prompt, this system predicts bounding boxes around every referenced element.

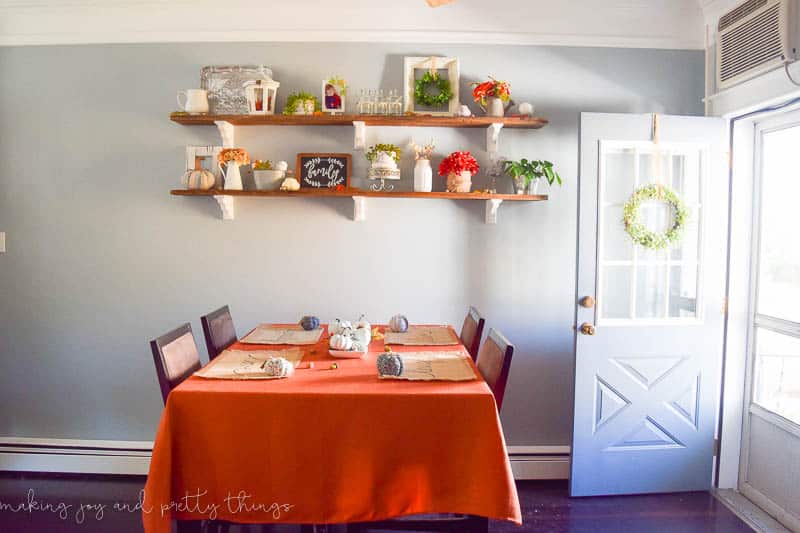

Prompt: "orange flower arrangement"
[218,148,250,166]
[471,77,511,106]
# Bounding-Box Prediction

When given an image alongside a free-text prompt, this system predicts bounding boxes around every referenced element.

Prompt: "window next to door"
[751,120,800,426]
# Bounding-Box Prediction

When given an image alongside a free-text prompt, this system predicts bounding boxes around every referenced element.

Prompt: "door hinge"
[713,438,720,457]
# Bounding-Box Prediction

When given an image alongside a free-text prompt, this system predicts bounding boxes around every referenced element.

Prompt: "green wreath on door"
[622,184,689,250]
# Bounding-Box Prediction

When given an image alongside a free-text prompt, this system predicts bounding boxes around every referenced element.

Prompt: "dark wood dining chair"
[347,515,487,532]
[150,323,202,405]
[475,328,515,410]
[200,305,238,360]
[459,306,485,361]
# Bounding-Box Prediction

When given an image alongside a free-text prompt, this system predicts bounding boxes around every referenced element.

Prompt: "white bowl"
[329,348,368,359]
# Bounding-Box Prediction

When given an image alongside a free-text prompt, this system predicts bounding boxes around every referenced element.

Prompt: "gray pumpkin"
[377,352,404,377]
[299,315,320,331]
[389,314,409,333]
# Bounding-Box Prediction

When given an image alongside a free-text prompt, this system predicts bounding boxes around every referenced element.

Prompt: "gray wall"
[0,43,704,446]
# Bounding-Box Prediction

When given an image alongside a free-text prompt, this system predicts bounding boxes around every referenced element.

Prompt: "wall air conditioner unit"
[716,0,796,90]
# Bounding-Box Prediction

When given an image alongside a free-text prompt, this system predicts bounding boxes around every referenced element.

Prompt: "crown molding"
[0,0,706,49]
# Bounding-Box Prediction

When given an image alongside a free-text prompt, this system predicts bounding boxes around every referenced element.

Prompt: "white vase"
[485,96,505,117]
[253,169,285,190]
[414,159,433,192]
[223,161,243,190]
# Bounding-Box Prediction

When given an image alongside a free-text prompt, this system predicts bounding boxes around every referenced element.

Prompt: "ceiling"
[0,0,732,48]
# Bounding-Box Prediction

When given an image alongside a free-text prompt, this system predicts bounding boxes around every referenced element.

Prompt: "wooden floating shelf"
[170,189,547,201]
[171,188,547,224]
[169,112,548,129]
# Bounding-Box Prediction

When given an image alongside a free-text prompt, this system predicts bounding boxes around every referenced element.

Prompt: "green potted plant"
[283,91,321,116]
[502,158,561,194]
[365,143,401,164]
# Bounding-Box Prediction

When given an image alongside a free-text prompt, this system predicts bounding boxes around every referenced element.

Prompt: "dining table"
[142,324,521,532]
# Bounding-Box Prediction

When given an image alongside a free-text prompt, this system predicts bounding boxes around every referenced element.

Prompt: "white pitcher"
[177,89,209,114]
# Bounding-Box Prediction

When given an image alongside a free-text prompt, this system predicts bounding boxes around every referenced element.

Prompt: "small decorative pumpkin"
[356,314,371,332]
[299,316,320,331]
[329,334,353,351]
[280,177,301,191]
[352,327,371,345]
[389,314,409,333]
[264,357,294,377]
[351,341,367,353]
[181,168,216,190]
[275,160,289,171]
[377,352,404,377]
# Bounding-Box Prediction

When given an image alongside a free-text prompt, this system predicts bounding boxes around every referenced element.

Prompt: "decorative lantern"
[244,78,280,115]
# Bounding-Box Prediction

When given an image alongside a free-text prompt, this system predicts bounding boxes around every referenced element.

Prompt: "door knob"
[580,323,596,336]
[579,296,596,308]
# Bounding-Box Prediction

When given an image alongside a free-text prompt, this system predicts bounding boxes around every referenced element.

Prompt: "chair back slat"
[476,328,514,410]
[459,306,485,361]
[201,305,237,360]
[150,323,201,404]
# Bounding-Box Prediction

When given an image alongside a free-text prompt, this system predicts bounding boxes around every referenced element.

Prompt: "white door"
[738,109,800,530]
[571,113,728,496]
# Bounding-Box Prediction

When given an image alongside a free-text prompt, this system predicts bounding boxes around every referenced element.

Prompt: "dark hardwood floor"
[0,473,752,532]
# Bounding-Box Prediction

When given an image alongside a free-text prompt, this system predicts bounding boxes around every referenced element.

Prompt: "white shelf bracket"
[352,196,367,222]
[487,123,504,155]
[353,121,367,151]
[485,198,503,224]
[213,195,235,220]
[214,120,235,148]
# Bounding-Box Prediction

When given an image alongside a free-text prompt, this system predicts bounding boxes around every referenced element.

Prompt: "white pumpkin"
[280,177,301,191]
[275,160,289,171]
[264,357,294,377]
[356,315,371,332]
[352,327,371,345]
[351,341,367,353]
[329,334,353,351]
[182,168,216,190]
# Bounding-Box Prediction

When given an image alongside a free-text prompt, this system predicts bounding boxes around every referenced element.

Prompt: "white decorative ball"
[518,102,534,116]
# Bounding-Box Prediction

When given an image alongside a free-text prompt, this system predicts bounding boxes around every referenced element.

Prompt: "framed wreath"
[414,71,453,107]
[622,184,688,250]
[403,56,460,116]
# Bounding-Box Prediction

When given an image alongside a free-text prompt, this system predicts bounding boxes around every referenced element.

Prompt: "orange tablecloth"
[142,325,521,532]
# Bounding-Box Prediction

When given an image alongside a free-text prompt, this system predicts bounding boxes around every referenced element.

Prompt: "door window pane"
[603,205,633,261]
[604,150,636,204]
[636,265,667,318]
[669,265,698,318]
[758,125,800,323]
[602,266,632,319]
[754,329,800,425]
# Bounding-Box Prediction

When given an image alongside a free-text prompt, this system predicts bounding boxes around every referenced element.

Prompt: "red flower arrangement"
[471,77,511,106]
[439,151,480,177]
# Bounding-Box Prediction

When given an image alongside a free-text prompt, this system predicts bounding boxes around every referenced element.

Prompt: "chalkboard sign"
[296,153,352,189]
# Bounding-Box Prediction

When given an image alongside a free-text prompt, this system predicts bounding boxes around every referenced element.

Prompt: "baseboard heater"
[0,438,570,480]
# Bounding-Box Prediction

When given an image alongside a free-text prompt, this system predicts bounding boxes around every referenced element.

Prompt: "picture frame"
[321,77,347,114]
[185,145,223,188]
[403,56,460,117]
[296,153,352,189]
